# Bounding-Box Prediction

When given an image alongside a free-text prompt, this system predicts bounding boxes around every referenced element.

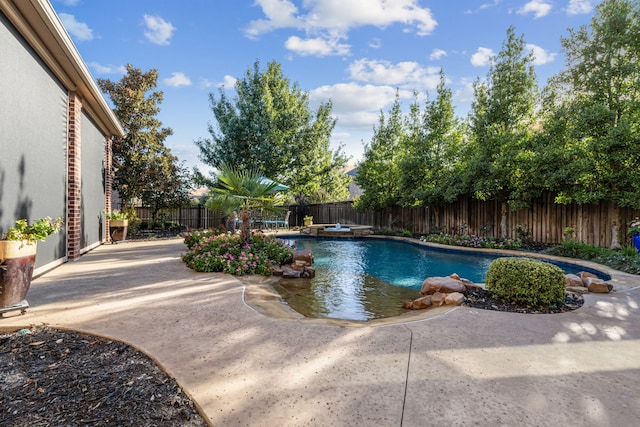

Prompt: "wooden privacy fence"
[135,196,639,247]
[301,195,640,248]
[135,206,223,230]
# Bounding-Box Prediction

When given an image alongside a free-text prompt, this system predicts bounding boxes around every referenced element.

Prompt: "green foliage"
[182,230,294,276]
[397,73,466,206]
[2,217,64,242]
[207,164,286,244]
[98,65,191,210]
[547,0,640,208]
[466,26,539,208]
[355,91,404,211]
[195,60,349,202]
[105,210,128,220]
[485,257,566,307]
[544,241,640,275]
[420,234,522,250]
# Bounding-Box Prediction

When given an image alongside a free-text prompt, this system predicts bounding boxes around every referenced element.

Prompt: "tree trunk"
[500,202,508,239]
[239,208,251,245]
[610,204,621,250]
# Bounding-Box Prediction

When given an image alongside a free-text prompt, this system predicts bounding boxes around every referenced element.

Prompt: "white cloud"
[218,75,237,88]
[57,0,80,5]
[245,0,437,56]
[470,47,494,67]
[567,0,594,15]
[527,43,556,65]
[164,72,191,87]
[348,58,440,90]
[429,48,447,60]
[312,83,408,115]
[143,15,175,45]
[243,0,301,39]
[369,38,382,49]
[285,36,350,57]
[58,13,93,41]
[88,62,126,74]
[518,0,552,19]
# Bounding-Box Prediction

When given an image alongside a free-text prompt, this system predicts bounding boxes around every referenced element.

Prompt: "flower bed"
[420,233,522,250]
[182,229,293,275]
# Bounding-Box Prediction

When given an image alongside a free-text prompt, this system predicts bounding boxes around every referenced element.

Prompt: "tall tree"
[98,65,188,211]
[195,60,349,202]
[466,26,539,236]
[354,92,404,217]
[398,71,465,206]
[548,0,640,207]
[139,147,192,223]
[544,0,640,247]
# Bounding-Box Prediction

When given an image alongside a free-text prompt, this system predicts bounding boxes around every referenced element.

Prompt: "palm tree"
[206,164,285,244]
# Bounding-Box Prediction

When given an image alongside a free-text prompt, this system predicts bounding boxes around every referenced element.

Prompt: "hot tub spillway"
[303,223,373,237]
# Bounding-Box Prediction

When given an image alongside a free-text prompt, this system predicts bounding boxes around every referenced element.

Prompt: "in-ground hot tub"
[302,223,373,238]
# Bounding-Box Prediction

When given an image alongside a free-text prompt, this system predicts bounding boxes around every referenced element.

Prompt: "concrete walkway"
[2,239,639,426]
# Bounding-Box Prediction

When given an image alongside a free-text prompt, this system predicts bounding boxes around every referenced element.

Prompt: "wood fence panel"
[133,198,639,247]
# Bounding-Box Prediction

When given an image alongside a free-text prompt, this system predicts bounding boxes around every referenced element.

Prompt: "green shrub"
[485,257,566,307]
[182,230,294,276]
[420,233,522,250]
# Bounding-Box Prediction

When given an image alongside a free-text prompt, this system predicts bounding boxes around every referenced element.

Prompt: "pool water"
[274,238,599,322]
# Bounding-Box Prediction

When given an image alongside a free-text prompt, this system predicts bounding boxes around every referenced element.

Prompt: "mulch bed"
[0,327,207,427]
[464,287,584,314]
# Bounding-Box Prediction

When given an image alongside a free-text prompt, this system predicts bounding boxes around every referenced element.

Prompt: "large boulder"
[565,274,584,288]
[403,295,433,310]
[421,276,468,295]
[585,277,613,293]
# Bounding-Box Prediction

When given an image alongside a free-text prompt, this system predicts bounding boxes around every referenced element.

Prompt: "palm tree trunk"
[239,208,251,245]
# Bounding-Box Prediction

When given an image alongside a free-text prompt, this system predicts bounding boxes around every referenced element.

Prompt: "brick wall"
[67,93,82,260]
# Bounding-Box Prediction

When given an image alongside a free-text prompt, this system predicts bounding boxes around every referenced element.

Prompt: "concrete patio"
[1,238,639,426]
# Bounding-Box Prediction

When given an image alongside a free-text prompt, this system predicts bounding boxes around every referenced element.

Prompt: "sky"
[52,0,599,174]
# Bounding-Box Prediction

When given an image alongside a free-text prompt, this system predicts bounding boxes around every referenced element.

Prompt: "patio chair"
[275,211,290,230]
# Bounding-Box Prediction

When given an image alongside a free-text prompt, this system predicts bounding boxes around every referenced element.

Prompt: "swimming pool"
[274,237,606,322]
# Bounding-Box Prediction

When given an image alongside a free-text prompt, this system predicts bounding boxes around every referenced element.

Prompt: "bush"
[485,257,566,308]
[182,230,294,276]
[421,233,522,250]
[543,241,640,275]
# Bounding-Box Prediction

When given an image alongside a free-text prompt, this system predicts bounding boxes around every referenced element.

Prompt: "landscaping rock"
[585,278,613,293]
[580,271,598,284]
[301,267,315,279]
[293,249,314,266]
[430,291,446,306]
[421,276,468,295]
[403,295,432,310]
[565,273,584,288]
[445,292,465,306]
[282,266,302,278]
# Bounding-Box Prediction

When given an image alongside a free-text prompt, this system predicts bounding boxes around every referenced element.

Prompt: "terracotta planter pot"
[110,219,129,241]
[0,240,37,308]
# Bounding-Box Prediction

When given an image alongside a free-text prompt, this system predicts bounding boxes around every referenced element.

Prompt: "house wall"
[81,111,107,249]
[0,12,67,270]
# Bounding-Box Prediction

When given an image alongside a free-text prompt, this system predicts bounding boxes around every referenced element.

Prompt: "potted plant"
[1,217,63,313]
[628,218,640,253]
[303,215,313,226]
[107,210,129,242]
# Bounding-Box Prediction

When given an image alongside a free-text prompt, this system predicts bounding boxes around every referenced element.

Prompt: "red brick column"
[67,93,82,260]
[105,136,113,242]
